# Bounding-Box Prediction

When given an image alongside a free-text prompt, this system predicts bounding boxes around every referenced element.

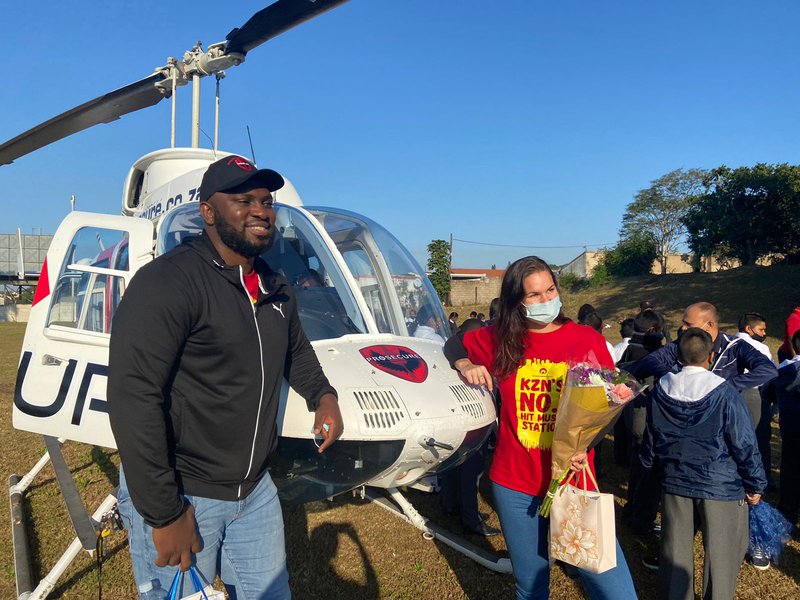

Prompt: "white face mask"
[522,296,562,324]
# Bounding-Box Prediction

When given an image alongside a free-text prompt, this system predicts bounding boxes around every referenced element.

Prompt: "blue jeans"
[492,482,637,600]
[118,468,290,600]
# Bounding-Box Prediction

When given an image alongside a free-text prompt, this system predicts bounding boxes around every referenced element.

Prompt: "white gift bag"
[549,467,617,574]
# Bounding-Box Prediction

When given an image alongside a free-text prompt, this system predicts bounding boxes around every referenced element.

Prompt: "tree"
[599,234,658,277]
[684,163,800,265]
[426,239,451,303]
[622,168,706,275]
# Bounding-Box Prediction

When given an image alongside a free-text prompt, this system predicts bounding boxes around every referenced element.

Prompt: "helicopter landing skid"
[361,486,512,574]
[8,436,119,600]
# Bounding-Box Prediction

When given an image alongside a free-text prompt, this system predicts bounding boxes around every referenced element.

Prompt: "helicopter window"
[156,203,368,341]
[263,208,367,340]
[46,227,129,334]
[308,208,450,340]
[338,246,393,334]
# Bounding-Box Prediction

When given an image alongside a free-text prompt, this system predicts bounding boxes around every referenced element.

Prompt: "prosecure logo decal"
[359,345,428,383]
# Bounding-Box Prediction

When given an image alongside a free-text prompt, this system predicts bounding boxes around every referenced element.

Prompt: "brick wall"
[449,277,503,307]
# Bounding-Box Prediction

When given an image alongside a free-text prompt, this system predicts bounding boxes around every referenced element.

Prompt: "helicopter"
[3,1,504,597]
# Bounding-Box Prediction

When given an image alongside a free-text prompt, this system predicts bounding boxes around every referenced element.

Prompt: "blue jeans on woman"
[118,468,291,600]
[493,482,637,600]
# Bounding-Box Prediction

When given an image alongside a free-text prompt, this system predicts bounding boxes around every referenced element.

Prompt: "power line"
[452,237,616,250]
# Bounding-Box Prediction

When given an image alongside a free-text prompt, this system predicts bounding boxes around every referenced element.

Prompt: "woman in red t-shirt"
[444,256,636,600]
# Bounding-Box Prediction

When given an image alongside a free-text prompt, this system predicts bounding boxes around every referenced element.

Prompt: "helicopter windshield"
[156,203,367,341]
[306,207,449,341]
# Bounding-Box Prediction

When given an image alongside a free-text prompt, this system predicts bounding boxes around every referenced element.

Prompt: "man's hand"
[152,504,202,571]
[745,492,762,506]
[454,359,494,392]
[314,393,343,453]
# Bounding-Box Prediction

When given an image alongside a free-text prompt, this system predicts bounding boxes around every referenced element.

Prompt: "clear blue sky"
[2,0,799,268]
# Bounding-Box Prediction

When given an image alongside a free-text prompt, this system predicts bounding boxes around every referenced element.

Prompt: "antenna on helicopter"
[247,125,257,164]
[215,73,225,151]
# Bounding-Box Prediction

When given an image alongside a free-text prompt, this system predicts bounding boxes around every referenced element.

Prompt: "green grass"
[2,265,800,598]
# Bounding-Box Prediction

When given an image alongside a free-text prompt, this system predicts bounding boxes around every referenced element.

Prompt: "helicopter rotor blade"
[0,0,350,166]
[0,72,169,166]
[225,0,350,55]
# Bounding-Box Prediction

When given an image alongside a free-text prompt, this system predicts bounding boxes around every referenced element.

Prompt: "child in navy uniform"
[764,330,800,526]
[640,328,767,600]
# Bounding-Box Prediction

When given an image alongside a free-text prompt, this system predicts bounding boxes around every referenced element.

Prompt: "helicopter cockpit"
[154,202,459,504]
[156,202,449,343]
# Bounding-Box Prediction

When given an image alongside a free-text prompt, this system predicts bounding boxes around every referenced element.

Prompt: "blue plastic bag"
[166,565,224,600]
[748,500,794,562]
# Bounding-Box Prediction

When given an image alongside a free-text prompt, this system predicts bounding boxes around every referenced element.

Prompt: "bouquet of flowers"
[538,359,643,517]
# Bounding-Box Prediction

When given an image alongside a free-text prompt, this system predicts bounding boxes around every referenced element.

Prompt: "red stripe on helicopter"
[31,257,50,307]
[358,345,428,383]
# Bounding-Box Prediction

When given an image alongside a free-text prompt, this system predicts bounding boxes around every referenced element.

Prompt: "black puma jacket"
[108,232,335,527]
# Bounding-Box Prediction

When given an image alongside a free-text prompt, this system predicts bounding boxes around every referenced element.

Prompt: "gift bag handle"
[578,462,599,492]
[166,566,211,600]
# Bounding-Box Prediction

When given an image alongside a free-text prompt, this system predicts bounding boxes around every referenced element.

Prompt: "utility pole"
[449,233,453,268]
[448,233,454,307]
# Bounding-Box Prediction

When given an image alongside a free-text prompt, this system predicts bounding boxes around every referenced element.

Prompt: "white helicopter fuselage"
[14,147,496,505]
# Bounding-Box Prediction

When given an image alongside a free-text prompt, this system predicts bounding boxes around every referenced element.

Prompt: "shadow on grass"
[285,502,380,599]
[50,538,128,597]
[90,447,119,488]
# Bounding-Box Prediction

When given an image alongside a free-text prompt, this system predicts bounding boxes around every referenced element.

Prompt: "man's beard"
[213,207,275,258]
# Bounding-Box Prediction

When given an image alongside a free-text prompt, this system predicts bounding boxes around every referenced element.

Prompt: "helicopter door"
[13,212,154,449]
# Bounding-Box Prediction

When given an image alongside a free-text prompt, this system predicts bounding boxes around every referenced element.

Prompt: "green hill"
[450,264,800,354]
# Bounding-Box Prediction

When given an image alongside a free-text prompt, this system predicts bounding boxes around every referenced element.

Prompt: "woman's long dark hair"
[493,256,568,380]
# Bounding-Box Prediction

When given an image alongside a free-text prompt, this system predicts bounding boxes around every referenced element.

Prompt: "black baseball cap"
[199,155,284,203]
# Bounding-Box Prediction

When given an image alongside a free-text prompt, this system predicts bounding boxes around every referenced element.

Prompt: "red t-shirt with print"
[462,320,614,497]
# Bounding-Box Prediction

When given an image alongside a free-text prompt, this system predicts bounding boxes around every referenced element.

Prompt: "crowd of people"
[442,261,799,600]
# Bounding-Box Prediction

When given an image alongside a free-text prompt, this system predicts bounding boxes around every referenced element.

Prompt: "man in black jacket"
[108,155,343,599]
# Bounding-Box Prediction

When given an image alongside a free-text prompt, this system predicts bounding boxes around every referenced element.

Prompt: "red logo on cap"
[228,157,253,171]
[359,345,429,383]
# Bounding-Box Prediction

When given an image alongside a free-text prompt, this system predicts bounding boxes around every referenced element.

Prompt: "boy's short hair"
[580,311,603,332]
[620,317,635,338]
[459,318,486,334]
[678,327,714,365]
[738,312,766,332]
[578,304,596,322]
[792,330,800,356]
[634,309,664,334]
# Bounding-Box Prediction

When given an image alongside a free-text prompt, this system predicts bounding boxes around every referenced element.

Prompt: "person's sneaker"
[651,522,662,533]
[750,548,770,571]
[464,522,501,537]
[641,554,659,570]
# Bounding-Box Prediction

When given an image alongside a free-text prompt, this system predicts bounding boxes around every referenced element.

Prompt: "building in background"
[559,250,773,279]
[449,268,505,307]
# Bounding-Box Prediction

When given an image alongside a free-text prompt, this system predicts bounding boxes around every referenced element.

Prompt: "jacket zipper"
[238,265,266,498]
[711,335,740,373]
